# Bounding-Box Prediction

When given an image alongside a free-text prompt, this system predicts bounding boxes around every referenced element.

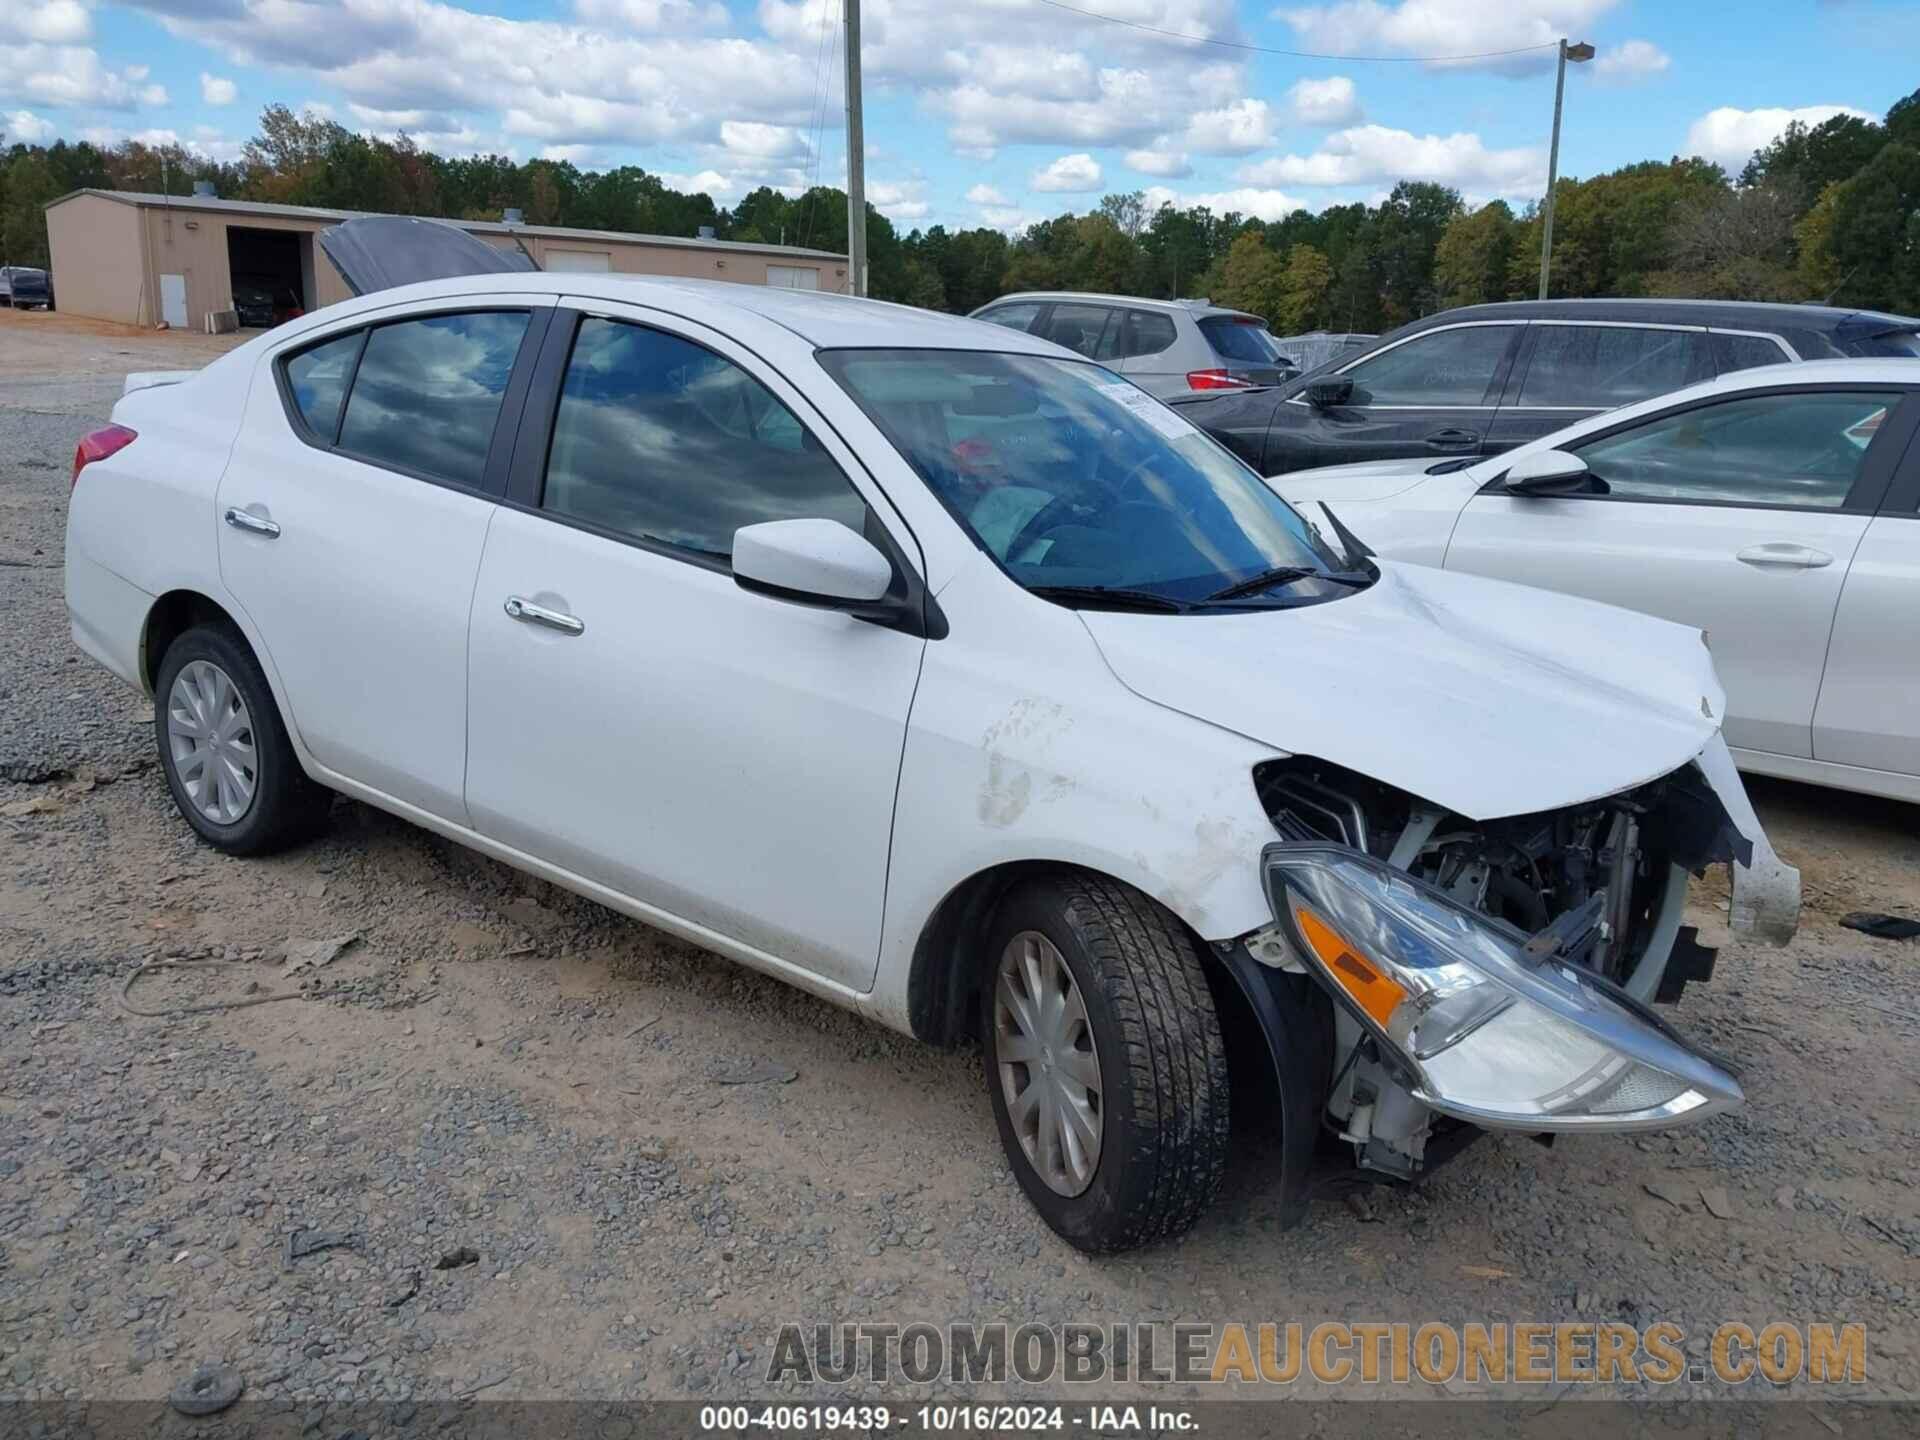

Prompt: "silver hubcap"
[995,931,1103,1197]
[166,660,257,825]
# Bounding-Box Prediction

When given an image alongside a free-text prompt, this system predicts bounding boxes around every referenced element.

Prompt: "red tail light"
[1186,369,1254,391]
[72,424,137,489]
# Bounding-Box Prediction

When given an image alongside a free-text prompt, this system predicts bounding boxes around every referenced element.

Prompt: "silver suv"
[970,292,1291,398]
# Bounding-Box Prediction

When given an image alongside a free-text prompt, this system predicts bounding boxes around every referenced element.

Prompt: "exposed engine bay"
[1248,754,1760,1183]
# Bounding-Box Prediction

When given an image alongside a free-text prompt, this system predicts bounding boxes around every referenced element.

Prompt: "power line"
[1028,0,1561,63]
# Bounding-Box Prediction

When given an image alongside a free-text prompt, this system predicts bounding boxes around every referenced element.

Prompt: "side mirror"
[1305,377,1353,409]
[732,518,893,608]
[1504,449,1604,497]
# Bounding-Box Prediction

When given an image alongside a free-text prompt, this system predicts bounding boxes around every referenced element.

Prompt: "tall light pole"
[843,0,867,297]
[1537,38,1594,300]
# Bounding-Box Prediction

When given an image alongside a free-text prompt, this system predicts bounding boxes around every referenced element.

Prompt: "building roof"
[45,188,846,263]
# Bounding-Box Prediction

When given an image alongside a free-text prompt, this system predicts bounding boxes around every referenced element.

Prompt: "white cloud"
[1184,98,1273,155]
[572,0,729,30]
[719,119,811,159]
[1124,148,1192,179]
[868,177,929,220]
[1286,75,1361,125]
[540,143,596,164]
[4,108,56,143]
[0,45,167,110]
[964,182,1010,206]
[1278,0,1618,73]
[200,72,237,105]
[1238,123,1544,196]
[1592,39,1669,84]
[1684,104,1876,171]
[1,2,91,46]
[658,167,740,201]
[1143,184,1312,222]
[1031,152,1103,193]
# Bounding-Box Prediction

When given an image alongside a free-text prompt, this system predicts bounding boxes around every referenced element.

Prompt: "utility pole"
[1537,38,1594,300]
[843,0,867,297]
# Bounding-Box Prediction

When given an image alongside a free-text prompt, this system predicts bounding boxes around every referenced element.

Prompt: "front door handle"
[1736,543,1833,570]
[224,506,280,539]
[503,595,585,635]
[1424,428,1480,451]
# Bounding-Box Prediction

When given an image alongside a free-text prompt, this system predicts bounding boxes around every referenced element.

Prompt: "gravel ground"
[2,310,1917,1417]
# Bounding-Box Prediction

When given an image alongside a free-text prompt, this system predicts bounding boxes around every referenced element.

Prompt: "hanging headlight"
[1264,845,1742,1132]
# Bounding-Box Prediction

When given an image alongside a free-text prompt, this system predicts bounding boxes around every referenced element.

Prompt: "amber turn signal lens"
[1293,904,1407,1028]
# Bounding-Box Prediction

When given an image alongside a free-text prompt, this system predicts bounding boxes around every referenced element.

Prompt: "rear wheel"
[983,874,1230,1252]
[153,624,329,854]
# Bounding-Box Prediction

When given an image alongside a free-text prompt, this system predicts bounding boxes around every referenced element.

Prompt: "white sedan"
[67,273,1797,1251]
[1270,359,1920,804]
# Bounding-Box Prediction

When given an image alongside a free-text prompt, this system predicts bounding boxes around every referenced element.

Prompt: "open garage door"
[227,227,311,329]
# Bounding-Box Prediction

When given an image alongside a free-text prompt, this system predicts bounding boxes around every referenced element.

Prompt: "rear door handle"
[1424,428,1480,450]
[224,507,280,539]
[503,595,584,635]
[1736,543,1832,570]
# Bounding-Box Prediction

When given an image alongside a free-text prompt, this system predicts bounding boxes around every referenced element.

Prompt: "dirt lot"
[2,311,1917,1415]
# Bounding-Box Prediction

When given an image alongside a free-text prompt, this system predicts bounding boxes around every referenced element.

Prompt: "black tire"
[153,623,330,855]
[983,874,1230,1252]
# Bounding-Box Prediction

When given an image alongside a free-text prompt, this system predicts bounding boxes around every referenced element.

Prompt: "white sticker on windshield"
[1098,377,1198,442]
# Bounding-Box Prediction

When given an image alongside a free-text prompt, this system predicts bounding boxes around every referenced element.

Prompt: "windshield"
[1851,328,1920,359]
[820,349,1351,608]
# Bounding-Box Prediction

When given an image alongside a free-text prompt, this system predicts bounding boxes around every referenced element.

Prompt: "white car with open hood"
[66,271,1799,1253]
[1268,359,1920,804]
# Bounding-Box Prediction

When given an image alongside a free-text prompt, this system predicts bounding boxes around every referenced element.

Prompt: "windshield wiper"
[1204,566,1371,602]
[1027,584,1192,614]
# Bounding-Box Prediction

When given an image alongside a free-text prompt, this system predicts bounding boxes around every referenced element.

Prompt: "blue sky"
[4,1,1915,231]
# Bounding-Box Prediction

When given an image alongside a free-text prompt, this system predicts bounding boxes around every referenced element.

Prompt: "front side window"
[283,330,362,441]
[1342,325,1516,406]
[1572,390,1899,509]
[821,349,1346,608]
[542,317,866,558]
[1517,325,1712,408]
[1039,304,1120,360]
[336,311,529,487]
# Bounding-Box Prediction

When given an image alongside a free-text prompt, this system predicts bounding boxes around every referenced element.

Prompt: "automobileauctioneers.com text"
[765,1320,1867,1388]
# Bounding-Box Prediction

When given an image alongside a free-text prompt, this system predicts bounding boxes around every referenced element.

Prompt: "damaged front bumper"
[1236,735,1799,1188]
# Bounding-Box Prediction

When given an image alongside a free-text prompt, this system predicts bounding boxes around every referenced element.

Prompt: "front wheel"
[983,875,1230,1252]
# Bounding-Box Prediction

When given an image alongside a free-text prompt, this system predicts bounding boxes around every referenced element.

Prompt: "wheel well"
[142,590,241,692]
[906,861,1273,1098]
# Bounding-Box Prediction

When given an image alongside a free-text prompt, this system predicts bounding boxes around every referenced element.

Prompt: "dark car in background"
[971,292,1294,397]
[1,266,53,310]
[1174,298,1920,475]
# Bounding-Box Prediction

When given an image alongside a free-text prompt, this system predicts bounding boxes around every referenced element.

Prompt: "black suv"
[1174,298,1920,474]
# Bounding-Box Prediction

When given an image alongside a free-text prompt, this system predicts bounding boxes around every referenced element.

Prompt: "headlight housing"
[1264,844,1742,1131]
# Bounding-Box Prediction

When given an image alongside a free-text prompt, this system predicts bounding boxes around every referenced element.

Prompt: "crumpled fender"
[1695,733,1802,945]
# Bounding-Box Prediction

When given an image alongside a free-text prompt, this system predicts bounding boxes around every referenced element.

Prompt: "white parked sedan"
[1269,360,1920,804]
[67,273,1798,1252]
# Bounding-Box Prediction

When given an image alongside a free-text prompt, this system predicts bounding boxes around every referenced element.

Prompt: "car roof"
[981,291,1262,323]
[1691,356,1920,389]
[1398,297,1918,333]
[308,272,1072,354]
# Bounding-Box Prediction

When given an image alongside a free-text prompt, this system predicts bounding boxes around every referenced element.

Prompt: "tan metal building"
[43,188,850,332]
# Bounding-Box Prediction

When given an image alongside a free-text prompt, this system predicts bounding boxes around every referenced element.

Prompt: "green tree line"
[5,91,1916,323]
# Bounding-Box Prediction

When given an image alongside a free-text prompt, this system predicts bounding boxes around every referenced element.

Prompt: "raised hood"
[1080,561,1724,821]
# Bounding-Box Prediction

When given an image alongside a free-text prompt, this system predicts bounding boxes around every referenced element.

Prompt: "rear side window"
[541,317,867,559]
[1573,390,1898,508]
[333,311,529,487]
[283,331,362,441]
[1344,325,1517,406]
[1517,325,1713,408]
[977,302,1044,333]
[1039,304,1120,360]
[1715,332,1793,375]
[1199,317,1278,364]
[1120,310,1177,359]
